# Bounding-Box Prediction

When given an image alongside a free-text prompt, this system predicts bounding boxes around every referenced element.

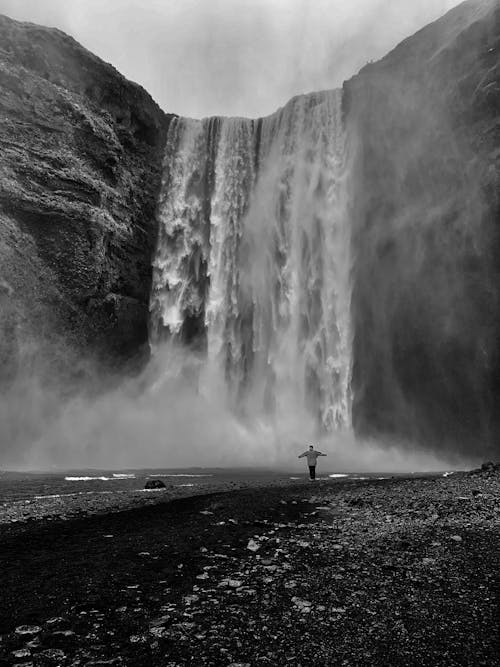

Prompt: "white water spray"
[151,89,352,443]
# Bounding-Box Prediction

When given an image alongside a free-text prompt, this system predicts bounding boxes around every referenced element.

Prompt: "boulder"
[144,479,166,489]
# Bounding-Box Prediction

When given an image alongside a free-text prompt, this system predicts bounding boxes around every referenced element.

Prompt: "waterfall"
[150,89,351,437]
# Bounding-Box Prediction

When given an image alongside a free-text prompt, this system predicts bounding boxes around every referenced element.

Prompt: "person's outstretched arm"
[319,452,327,456]
[298,452,306,458]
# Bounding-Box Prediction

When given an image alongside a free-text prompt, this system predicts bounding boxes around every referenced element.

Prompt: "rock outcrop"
[0,14,173,382]
[344,0,500,456]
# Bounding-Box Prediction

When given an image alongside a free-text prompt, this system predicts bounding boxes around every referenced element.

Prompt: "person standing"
[298,445,327,480]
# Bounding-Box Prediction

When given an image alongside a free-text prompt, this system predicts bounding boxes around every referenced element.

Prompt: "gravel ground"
[0,475,297,525]
[0,468,498,666]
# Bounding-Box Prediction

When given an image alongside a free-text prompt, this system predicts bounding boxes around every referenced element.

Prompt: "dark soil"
[1,472,499,666]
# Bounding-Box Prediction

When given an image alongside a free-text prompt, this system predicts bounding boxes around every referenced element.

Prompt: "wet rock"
[144,480,166,489]
[14,626,41,636]
[1,464,499,666]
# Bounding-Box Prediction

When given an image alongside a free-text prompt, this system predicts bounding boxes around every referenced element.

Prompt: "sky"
[0,0,463,118]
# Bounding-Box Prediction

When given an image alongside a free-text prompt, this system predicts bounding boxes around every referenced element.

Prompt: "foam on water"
[147,474,213,478]
[65,476,112,482]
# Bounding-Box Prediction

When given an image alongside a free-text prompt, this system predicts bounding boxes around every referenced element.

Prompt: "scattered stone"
[39,648,66,661]
[247,538,260,552]
[1,452,498,666]
[184,595,199,604]
[150,626,170,638]
[50,629,76,638]
[12,648,31,658]
[291,597,312,613]
[45,617,67,627]
[15,625,41,636]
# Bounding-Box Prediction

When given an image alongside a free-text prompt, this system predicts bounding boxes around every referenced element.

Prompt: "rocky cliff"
[344,0,500,456]
[0,14,173,384]
[1,2,499,460]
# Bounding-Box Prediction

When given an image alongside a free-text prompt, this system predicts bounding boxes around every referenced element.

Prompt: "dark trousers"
[309,465,316,480]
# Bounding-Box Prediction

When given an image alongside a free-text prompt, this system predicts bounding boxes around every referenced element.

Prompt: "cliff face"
[1,3,499,460]
[344,0,500,456]
[0,15,173,382]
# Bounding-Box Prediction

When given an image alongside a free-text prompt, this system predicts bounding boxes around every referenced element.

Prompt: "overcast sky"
[0,0,462,118]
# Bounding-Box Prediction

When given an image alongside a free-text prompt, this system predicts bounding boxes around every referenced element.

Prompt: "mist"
[0,0,462,118]
[0,341,469,473]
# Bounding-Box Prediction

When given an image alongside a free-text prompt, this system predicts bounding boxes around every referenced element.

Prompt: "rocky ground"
[0,475,298,525]
[0,467,499,667]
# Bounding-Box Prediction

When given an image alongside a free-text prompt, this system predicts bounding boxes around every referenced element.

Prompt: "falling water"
[150,89,351,437]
